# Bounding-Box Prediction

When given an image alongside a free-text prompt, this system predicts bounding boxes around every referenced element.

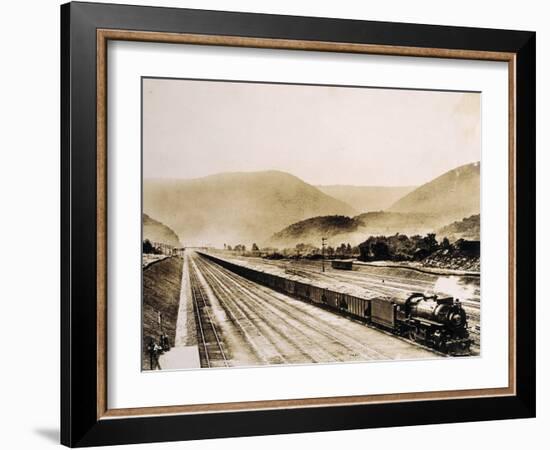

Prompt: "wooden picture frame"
[61,1,535,447]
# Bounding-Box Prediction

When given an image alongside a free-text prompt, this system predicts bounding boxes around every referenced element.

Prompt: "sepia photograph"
[141,77,481,371]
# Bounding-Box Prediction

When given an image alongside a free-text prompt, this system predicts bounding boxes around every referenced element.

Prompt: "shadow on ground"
[34,428,59,444]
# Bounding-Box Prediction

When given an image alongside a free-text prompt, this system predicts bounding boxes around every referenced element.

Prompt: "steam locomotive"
[364,293,472,355]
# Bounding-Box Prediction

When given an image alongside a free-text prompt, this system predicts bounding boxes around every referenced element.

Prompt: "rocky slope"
[436,214,480,242]
[388,162,480,224]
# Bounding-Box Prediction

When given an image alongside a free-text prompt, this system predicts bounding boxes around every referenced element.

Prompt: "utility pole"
[321,237,327,272]
[157,311,163,334]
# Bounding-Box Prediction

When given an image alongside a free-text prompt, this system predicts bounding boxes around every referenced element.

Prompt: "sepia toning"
[141,78,481,371]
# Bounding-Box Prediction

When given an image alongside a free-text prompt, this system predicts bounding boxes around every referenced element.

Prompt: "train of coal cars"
[199,253,472,356]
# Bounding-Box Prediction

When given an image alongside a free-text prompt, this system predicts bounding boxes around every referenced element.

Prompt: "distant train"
[199,253,472,356]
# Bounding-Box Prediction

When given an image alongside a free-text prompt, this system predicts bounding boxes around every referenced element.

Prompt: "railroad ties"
[188,265,229,368]
[185,251,442,367]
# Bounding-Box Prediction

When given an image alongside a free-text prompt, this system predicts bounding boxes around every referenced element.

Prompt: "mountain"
[143,213,180,247]
[268,162,481,248]
[269,211,445,247]
[436,214,480,242]
[270,215,361,246]
[355,211,446,235]
[143,171,356,247]
[316,185,415,213]
[388,162,480,223]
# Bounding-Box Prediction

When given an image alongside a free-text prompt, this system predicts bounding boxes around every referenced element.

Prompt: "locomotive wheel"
[408,327,419,342]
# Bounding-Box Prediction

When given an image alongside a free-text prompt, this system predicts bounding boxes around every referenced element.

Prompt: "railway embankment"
[142,254,169,269]
[421,248,480,272]
[142,256,190,370]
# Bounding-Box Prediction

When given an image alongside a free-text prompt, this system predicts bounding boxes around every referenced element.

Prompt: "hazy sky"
[143,78,480,186]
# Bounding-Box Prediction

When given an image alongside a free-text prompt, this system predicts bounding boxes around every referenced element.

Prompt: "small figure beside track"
[147,338,163,370]
[160,333,171,352]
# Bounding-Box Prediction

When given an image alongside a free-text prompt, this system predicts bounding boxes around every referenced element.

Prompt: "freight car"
[198,252,472,356]
[331,260,353,270]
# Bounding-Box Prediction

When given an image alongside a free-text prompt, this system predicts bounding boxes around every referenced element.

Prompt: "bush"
[143,239,161,254]
[264,252,284,260]
[358,233,440,262]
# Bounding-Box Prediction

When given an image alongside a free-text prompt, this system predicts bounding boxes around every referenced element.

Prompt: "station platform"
[159,345,200,370]
[164,252,200,369]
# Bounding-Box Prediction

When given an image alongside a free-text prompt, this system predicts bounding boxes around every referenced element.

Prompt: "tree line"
[143,239,162,254]
[222,233,477,264]
[358,233,451,262]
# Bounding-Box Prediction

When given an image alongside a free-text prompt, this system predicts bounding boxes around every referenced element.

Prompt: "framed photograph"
[61,1,536,447]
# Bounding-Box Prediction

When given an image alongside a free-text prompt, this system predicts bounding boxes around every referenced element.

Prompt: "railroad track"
[244,257,480,302]
[199,254,452,359]
[194,257,288,365]
[196,255,414,362]
[225,255,481,350]
[197,257,337,363]
[188,262,229,368]
[216,260,436,360]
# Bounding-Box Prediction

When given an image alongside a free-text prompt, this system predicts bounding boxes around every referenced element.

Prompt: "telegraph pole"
[157,311,163,334]
[321,237,327,272]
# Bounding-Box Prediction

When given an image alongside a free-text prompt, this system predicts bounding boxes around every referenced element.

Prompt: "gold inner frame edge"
[95,28,517,420]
